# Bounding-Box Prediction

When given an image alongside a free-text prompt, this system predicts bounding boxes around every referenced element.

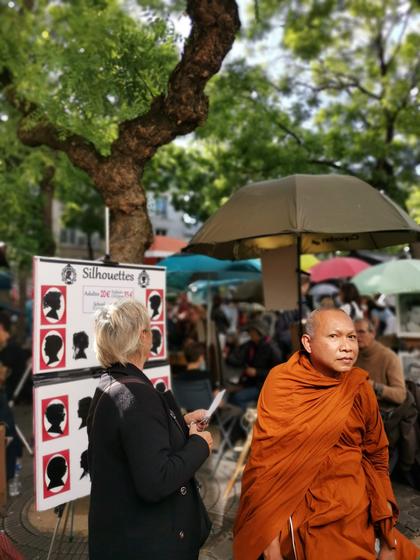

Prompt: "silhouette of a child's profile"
[47,455,68,490]
[77,396,92,429]
[80,450,89,479]
[43,290,63,321]
[73,331,89,359]
[151,328,162,355]
[44,333,63,365]
[149,294,162,319]
[45,402,65,434]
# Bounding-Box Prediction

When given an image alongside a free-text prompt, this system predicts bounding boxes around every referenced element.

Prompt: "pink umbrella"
[309,257,370,283]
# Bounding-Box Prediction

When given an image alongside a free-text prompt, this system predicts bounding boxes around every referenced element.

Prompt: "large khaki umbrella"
[186,175,420,258]
[185,174,420,324]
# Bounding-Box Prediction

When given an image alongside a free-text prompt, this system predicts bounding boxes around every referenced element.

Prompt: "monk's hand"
[245,366,257,377]
[378,541,396,560]
[263,536,283,560]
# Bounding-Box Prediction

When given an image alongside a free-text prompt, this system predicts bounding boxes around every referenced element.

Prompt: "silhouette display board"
[32,256,171,511]
[33,257,167,374]
[34,363,171,511]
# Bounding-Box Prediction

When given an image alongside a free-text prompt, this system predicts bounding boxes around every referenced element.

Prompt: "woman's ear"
[301,333,312,354]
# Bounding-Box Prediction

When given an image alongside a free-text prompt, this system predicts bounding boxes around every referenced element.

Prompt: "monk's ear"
[301,333,312,354]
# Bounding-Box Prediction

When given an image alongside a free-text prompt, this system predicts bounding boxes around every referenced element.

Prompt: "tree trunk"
[15,0,240,263]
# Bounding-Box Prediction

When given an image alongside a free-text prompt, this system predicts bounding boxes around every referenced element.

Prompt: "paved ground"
[1,404,420,559]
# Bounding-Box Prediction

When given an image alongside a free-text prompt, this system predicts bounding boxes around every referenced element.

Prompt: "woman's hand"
[189,423,213,451]
[184,409,208,431]
[263,536,283,560]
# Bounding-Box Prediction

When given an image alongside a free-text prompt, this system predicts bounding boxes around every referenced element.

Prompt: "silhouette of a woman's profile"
[47,455,68,490]
[149,294,162,320]
[77,396,92,429]
[44,333,63,365]
[43,290,63,321]
[80,450,89,479]
[73,331,89,359]
[151,328,162,355]
[45,402,65,434]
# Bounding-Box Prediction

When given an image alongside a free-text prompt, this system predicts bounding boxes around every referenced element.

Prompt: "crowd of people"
[0,272,419,559]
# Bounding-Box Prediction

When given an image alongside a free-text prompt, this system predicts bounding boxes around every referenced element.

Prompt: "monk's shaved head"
[305,308,352,338]
[302,308,358,378]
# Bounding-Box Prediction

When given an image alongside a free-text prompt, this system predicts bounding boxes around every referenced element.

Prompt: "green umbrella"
[353,259,420,295]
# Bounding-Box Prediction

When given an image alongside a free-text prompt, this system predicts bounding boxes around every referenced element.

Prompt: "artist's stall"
[32,256,169,512]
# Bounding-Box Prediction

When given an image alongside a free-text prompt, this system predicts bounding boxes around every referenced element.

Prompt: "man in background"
[355,318,406,405]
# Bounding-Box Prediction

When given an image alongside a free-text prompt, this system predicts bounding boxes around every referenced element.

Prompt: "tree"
[149,0,419,220]
[1,0,240,262]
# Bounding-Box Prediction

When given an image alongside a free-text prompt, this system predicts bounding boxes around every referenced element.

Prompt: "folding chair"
[171,377,240,473]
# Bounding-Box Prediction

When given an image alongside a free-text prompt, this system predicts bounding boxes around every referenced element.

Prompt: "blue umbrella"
[159,253,261,290]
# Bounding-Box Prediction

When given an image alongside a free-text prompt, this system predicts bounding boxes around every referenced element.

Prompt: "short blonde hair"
[94,298,150,368]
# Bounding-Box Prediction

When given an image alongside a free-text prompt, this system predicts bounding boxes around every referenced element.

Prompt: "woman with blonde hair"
[87,298,212,560]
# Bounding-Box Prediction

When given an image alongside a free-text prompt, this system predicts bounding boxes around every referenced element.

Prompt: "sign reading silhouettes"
[33,258,167,374]
[32,257,170,511]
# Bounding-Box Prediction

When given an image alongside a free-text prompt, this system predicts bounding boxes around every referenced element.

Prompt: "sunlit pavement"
[1,404,419,559]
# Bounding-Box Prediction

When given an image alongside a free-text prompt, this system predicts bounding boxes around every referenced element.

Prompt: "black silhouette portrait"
[46,455,68,490]
[77,396,92,429]
[149,294,162,320]
[73,331,89,360]
[80,450,89,479]
[151,328,162,355]
[154,380,167,393]
[45,402,66,434]
[43,290,63,321]
[43,333,63,365]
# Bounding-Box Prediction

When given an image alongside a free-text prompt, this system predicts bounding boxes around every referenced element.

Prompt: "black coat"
[87,363,210,560]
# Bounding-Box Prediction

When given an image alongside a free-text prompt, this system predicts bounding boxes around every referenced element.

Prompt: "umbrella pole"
[297,235,303,341]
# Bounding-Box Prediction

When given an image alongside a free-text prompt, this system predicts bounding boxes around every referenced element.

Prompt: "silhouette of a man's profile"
[73,331,89,360]
[43,290,63,321]
[47,455,68,490]
[155,380,167,393]
[149,294,162,320]
[45,402,66,434]
[77,396,92,429]
[80,450,89,479]
[44,333,63,365]
[151,328,162,355]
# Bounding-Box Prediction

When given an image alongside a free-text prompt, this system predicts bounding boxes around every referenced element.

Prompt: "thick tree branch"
[114,0,240,163]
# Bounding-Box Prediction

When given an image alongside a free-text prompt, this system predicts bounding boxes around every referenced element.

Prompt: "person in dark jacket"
[87,298,213,560]
[226,317,282,410]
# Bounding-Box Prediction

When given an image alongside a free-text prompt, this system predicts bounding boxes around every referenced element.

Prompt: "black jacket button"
[179,530,185,539]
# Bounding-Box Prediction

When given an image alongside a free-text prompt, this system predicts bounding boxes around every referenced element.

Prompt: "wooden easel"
[223,408,257,499]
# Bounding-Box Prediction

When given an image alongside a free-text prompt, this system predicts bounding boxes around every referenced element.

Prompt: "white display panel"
[34,364,172,511]
[33,257,166,374]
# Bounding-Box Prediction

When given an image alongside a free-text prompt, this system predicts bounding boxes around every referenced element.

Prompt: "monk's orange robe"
[233,351,419,560]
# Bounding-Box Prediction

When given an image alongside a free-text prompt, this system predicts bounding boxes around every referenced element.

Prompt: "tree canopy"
[148,0,419,221]
[0,0,240,263]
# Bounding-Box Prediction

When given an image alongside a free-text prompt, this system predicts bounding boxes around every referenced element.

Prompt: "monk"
[234,308,419,560]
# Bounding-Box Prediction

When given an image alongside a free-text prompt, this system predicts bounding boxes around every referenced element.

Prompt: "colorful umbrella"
[309,257,370,283]
[159,253,261,290]
[353,259,420,295]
